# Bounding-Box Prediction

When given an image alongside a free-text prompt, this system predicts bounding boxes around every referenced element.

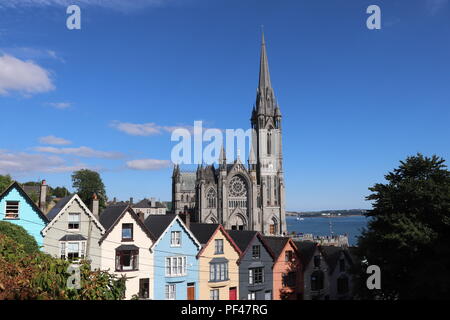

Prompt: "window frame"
[121,223,134,241]
[4,201,20,219]
[165,284,176,300]
[60,240,86,262]
[249,267,264,285]
[165,256,187,277]
[252,245,261,259]
[68,213,81,230]
[115,249,139,272]
[209,262,229,282]
[210,289,220,300]
[170,231,182,247]
[214,239,224,254]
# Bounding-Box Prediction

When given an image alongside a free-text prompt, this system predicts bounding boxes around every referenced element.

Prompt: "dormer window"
[5,201,19,219]
[68,213,80,230]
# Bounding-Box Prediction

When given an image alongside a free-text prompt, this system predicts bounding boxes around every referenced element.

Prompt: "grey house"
[42,194,105,270]
[228,230,275,300]
[295,241,354,300]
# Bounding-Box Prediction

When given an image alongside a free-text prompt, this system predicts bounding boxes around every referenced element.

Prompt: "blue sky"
[0,0,449,211]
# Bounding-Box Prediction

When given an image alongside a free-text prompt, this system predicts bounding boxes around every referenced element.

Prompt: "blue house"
[0,181,48,247]
[144,214,201,300]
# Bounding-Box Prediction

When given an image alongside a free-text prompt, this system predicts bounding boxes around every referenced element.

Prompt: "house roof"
[133,199,167,209]
[227,230,258,252]
[294,240,318,266]
[143,214,177,240]
[320,245,354,273]
[46,195,72,221]
[0,181,48,223]
[59,234,86,241]
[189,223,220,245]
[42,194,105,235]
[227,230,276,262]
[99,204,155,243]
[262,236,290,259]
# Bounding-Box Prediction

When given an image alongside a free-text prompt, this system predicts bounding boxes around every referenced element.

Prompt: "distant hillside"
[286,209,368,217]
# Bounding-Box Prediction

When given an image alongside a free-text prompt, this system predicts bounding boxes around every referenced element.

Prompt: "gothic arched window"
[228,175,248,213]
[207,188,216,208]
[267,130,272,155]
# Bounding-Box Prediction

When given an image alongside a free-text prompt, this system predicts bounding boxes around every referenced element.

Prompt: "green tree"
[72,169,107,209]
[0,234,126,300]
[0,222,39,254]
[0,174,13,194]
[52,186,70,198]
[355,154,450,299]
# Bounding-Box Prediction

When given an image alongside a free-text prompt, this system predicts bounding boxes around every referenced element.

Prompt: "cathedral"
[172,33,287,236]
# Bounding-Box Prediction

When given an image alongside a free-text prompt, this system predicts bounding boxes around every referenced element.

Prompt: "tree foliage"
[72,169,107,209]
[0,222,39,254]
[0,174,13,194]
[52,186,70,198]
[0,234,126,300]
[355,154,450,299]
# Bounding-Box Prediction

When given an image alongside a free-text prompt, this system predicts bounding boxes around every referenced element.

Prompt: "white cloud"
[0,149,87,174]
[39,135,72,146]
[44,102,71,109]
[34,146,124,159]
[110,121,194,136]
[0,0,170,11]
[0,47,65,63]
[126,159,172,170]
[0,54,54,96]
[427,0,449,14]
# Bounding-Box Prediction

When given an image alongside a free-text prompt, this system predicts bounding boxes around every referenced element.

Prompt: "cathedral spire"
[258,31,272,93]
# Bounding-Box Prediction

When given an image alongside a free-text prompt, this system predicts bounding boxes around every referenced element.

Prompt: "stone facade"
[172,34,287,236]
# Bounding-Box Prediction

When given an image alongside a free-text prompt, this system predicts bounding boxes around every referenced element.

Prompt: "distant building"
[172,33,287,236]
[133,197,167,219]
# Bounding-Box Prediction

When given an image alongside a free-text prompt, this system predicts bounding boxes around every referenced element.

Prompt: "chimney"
[150,197,156,207]
[113,197,117,204]
[91,193,99,218]
[130,197,134,205]
[39,180,48,212]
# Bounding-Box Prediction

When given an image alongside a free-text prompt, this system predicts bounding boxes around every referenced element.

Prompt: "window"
[265,291,272,300]
[165,284,176,300]
[65,242,85,261]
[282,272,297,288]
[68,213,80,230]
[115,250,139,271]
[139,278,150,299]
[285,250,294,262]
[170,231,181,247]
[337,276,349,294]
[207,189,216,208]
[122,223,133,241]
[210,289,219,300]
[248,292,256,300]
[339,258,346,272]
[269,224,275,235]
[210,262,229,282]
[252,245,260,259]
[314,255,321,268]
[249,267,264,285]
[5,201,19,219]
[165,256,187,277]
[311,270,324,291]
[215,239,224,254]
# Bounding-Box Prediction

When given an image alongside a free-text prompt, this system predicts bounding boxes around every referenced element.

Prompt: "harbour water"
[286,215,369,246]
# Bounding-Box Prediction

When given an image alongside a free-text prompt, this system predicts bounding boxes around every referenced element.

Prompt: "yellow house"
[190,224,242,300]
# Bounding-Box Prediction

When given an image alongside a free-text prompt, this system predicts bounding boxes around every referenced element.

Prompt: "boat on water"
[296,216,304,221]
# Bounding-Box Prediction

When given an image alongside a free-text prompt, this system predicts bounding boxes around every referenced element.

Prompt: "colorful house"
[190,223,242,300]
[99,204,156,300]
[144,214,201,300]
[0,181,48,246]
[263,236,303,300]
[228,230,275,300]
[42,194,105,270]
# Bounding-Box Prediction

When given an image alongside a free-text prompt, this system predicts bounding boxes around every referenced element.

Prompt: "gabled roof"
[42,194,105,235]
[0,181,48,223]
[144,214,201,251]
[227,230,276,263]
[193,224,242,258]
[294,240,318,266]
[262,236,291,260]
[99,204,155,244]
[189,223,220,245]
[320,245,354,274]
